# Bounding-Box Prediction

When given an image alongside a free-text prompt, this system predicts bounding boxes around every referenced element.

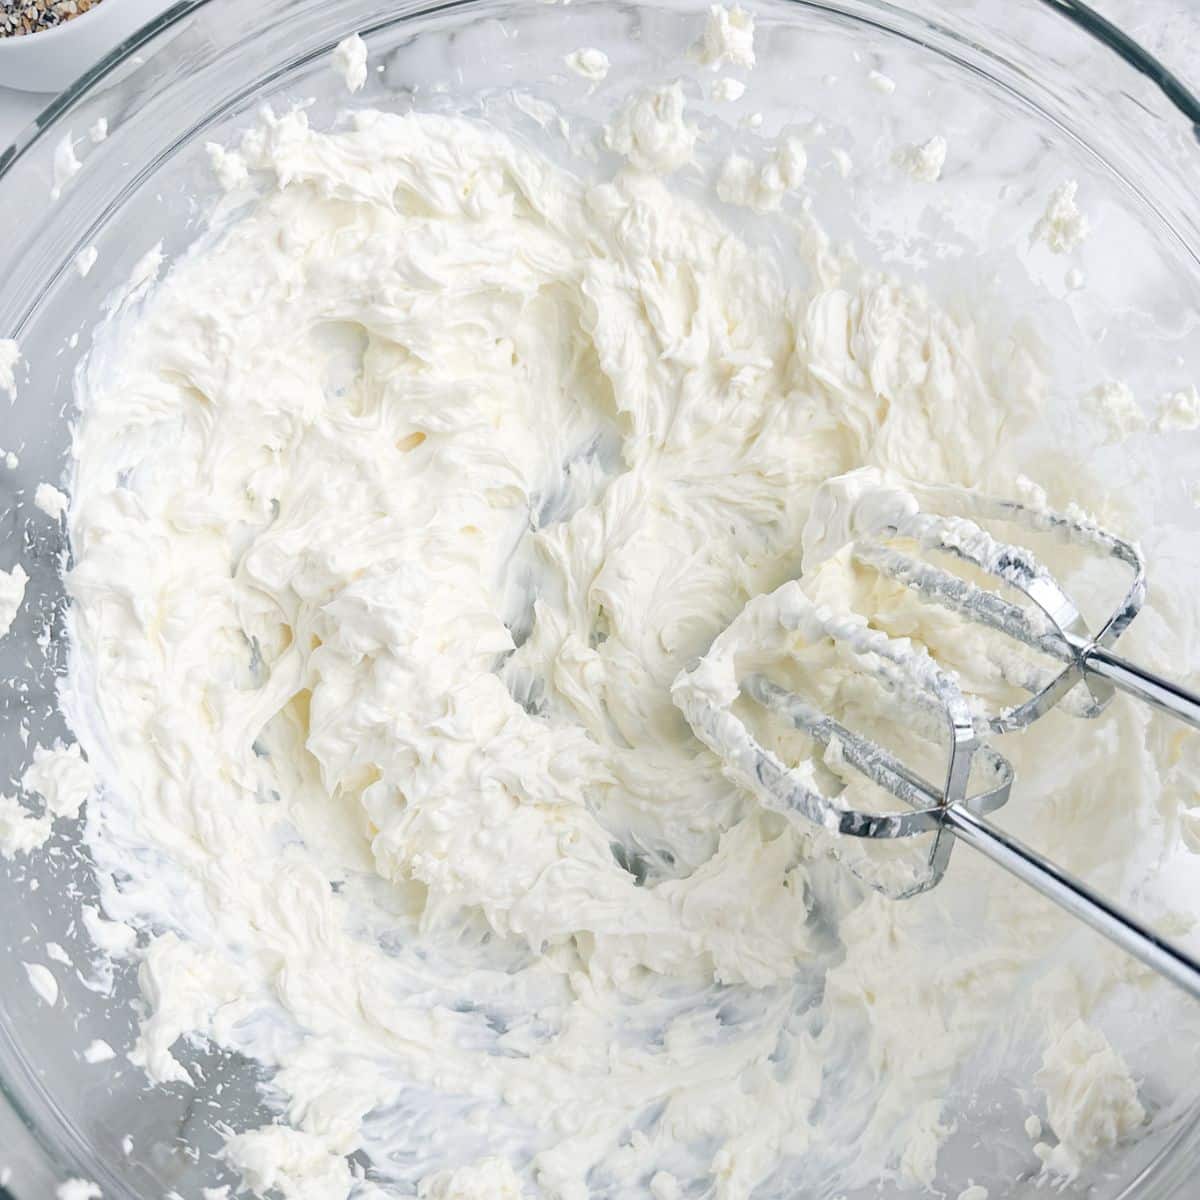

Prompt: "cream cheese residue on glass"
[332,33,368,94]
[75,245,99,278]
[693,3,756,70]
[1156,385,1200,432]
[24,961,59,1006]
[53,11,1200,1200]
[716,137,806,210]
[0,563,27,640]
[0,338,19,398]
[1034,180,1090,252]
[50,133,82,202]
[0,794,51,859]
[565,48,610,82]
[712,76,745,102]
[1087,380,1145,443]
[35,482,69,520]
[55,1181,102,1200]
[604,81,697,172]
[894,134,947,182]
[868,69,896,94]
[23,743,96,821]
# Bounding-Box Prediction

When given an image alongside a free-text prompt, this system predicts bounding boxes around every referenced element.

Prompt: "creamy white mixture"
[332,33,369,94]
[35,481,69,520]
[711,77,746,103]
[1033,180,1090,254]
[50,133,82,202]
[75,245,99,279]
[694,4,756,71]
[3,7,1194,1200]
[0,337,19,398]
[565,48,610,82]
[894,135,947,183]
[0,563,26,641]
[56,1180,103,1200]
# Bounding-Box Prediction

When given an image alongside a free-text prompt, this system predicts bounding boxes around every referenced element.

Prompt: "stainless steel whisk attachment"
[674,481,1200,999]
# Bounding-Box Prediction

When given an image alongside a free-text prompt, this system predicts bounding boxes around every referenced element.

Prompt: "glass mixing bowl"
[1,0,1199,1196]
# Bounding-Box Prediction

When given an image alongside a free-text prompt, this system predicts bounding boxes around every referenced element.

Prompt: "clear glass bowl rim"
[2,0,1200,189]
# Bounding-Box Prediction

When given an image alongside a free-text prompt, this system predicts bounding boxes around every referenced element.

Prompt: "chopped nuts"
[0,0,103,38]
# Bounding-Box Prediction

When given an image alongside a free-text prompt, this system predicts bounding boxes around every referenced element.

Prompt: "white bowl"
[0,0,176,93]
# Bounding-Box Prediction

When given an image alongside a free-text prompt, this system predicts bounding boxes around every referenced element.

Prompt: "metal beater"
[673,477,1200,999]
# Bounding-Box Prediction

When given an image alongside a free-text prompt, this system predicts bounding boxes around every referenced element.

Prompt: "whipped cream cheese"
[332,34,368,94]
[1087,380,1145,443]
[0,794,51,859]
[1034,180,1090,253]
[55,1181,102,1200]
[75,245,99,278]
[716,137,806,210]
[0,563,26,640]
[52,11,1200,1200]
[24,961,58,1006]
[1156,385,1200,432]
[712,77,745,102]
[604,82,697,172]
[693,4,755,70]
[0,338,19,398]
[565,48,610,82]
[35,482,69,520]
[50,133,82,202]
[895,134,947,182]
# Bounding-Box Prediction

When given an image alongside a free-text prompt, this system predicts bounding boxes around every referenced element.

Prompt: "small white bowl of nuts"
[0,0,177,93]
